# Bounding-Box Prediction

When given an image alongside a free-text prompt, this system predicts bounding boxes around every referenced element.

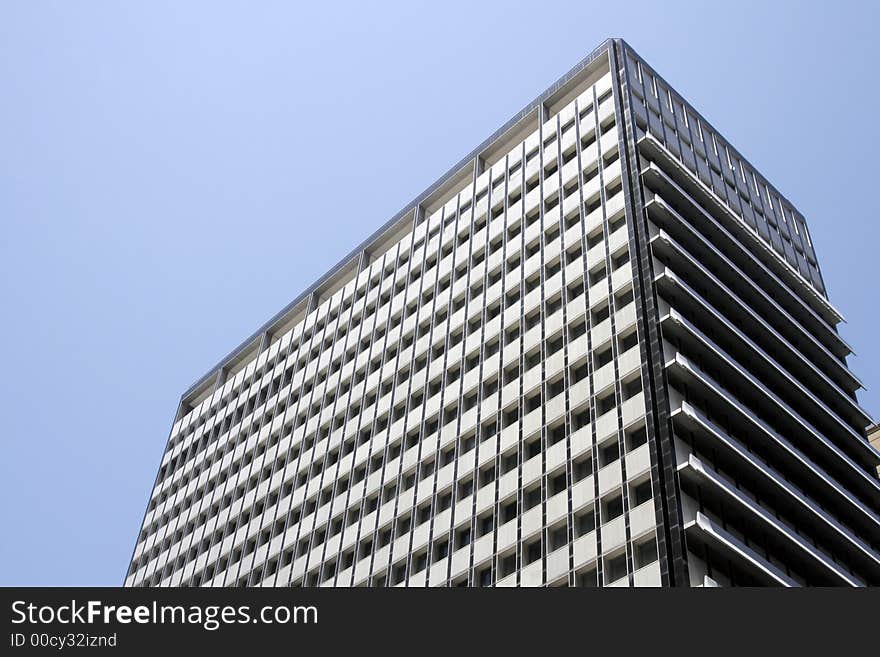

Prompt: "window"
[626,424,648,450]
[459,432,476,453]
[619,330,638,352]
[596,389,616,415]
[525,311,541,331]
[428,378,442,397]
[573,407,590,430]
[599,439,619,467]
[443,404,457,426]
[577,568,598,587]
[604,552,627,583]
[631,479,652,506]
[478,513,494,537]
[482,378,498,397]
[405,430,420,450]
[571,360,588,384]
[573,455,593,481]
[605,177,623,197]
[549,524,567,551]
[591,303,610,325]
[455,526,471,549]
[525,238,540,256]
[615,287,634,308]
[387,442,401,461]
[603,149,620,167]
[612,249,630,270]
[634,537,658,569]
[501,499,518,523]
[549,471,567,495]
[504,363,519,385]
[526,391,542,413]
[500,553,517,578]
[524,486,542,510]
[623,376,642,400]
[368,455,382,475]
[594,344,613,368]
[525,349,541,370]
[524,435,541,460]
[601,493,624,522]
[575,509,595,537]
[501,452,518,475]
[609,214,626,234]
[420,460,435,480]
[525,539,542,565]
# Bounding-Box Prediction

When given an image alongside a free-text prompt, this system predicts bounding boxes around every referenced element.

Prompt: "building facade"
[127,39,880,588]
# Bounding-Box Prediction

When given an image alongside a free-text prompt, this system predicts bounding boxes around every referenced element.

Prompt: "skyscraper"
[127,38,880,588]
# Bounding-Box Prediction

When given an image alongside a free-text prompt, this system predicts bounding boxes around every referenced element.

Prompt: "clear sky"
[1,1,877,586]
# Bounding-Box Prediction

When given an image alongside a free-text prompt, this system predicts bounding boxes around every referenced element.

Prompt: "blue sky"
[1,1,877,585]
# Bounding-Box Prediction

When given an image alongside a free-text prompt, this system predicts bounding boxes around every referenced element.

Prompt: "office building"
[127,38,880,587]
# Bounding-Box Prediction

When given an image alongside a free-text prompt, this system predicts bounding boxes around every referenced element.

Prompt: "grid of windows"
[127,60,662,588]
